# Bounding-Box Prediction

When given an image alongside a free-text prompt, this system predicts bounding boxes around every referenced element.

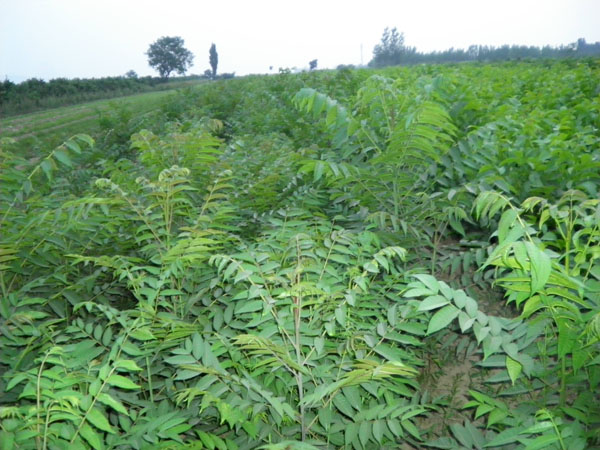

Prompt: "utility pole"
[360,44,363,66]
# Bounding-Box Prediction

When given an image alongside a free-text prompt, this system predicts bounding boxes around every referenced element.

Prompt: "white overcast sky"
[1,0,599,82]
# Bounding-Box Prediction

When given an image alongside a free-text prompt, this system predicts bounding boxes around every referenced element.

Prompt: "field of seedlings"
[0,89,184,159]
[1,60,599,449]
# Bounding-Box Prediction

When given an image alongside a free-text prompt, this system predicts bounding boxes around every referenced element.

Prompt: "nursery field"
[0,89,183,158]
[1,60,599,449]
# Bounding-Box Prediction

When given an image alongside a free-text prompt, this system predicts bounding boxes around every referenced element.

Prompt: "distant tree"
[125,70,138,79]
[309,59,318,70]
[467,45,479,60]
[369,27,406,67]
[203,69,213,79]
[209,44,218,79]
[146,36,194,79]
[0,79,14,105]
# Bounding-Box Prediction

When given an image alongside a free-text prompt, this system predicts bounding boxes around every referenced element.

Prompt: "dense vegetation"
[0,76,204,117]
[1,59,599,449]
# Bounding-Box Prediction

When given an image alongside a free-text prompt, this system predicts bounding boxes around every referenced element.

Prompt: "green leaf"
[487,408,508,427]
[5,373,29,392]
[314,160,325,181]
[497,209,518,243]
[465,421,485,449]
[114,359,142,371]
[387,419,404,438]
[65,139,82,154]
[404,287,436,297]
[335,305,346,327]
[235,300,263,314]
[484,225,525,268]
[453,289,468,308]
[101,328,113,347]
[342,386,361,408]
[345,422,359,446]
[259,442,320,450]
[40,159,53,181]
[473,323,490,344]
[99,364,111,381]
[198,431,216,449]
[192,332,204,360]
[557,319,576,361]
[521,434,559,450]
[418,295,450,311]
[89,379,102,397]
[425,437,459,448]
[176,369,201,380]
[484,426,525,447]
[223,261,238,280]
[373,253,389,272]
[524,242,551,294]
[402,419,421,440]
[451,423,474,448]
[522,421,554,434]
[464,296,478,318]
[506,355,522,386]
[314,336,324,355]
[121,341,143,356]
[318,407,332,430]
[86,407,115,433]
[74,133,94,148]
[482,335,503,360]
[396,322,427,336]
[53,148,72,167]
[129,327,155,341]
[359,421,371,447]
[458,311,475,332]
[372,420,385,443]
[427,305,460,335]
[96,393,128,416]
[413,274,440,293]
[106,374,140,390]
[80,423,104,450]
[332,393,355,418]
[372,344,410,365]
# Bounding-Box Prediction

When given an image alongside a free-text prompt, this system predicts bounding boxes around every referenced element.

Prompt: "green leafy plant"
[2,60,600,449]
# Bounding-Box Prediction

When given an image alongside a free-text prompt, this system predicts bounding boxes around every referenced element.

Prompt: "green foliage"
[293,74,457,243]
[0,75,183,117]
[414,188,600,448]
[2,60,600,449]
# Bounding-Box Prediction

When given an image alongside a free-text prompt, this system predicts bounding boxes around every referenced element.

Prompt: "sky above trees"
[1,0,599,82]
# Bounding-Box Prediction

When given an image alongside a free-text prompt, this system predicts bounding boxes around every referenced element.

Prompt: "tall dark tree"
[309,59,318,70]
[209,44,218,79]
[146,36,194,79]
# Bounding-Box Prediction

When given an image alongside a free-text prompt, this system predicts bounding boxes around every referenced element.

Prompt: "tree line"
[0,75,189,116]
[369,28,600,68]
[1,37,232,117]
[4,30,598,117]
